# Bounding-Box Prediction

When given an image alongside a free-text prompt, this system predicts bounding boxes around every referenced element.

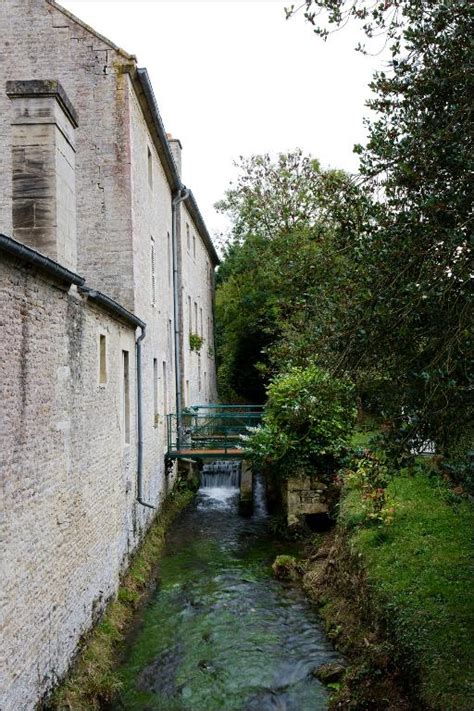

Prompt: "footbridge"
[166,404,263,460]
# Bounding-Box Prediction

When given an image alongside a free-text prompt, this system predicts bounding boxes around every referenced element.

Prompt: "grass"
[339,469,474,710]
[46,487,194,711]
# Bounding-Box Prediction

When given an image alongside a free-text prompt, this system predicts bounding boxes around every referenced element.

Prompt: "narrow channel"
[115,465,340,710]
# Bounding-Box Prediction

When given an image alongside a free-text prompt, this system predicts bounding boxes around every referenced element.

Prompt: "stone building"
[0,1,219,708]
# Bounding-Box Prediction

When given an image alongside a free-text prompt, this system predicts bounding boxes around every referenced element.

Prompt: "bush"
[243,364,356,480]
[189,333,204,353]
[343,451,397,527]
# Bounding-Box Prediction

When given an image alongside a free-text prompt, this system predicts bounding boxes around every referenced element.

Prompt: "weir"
[168,405,262,512]
[201,462,241,489]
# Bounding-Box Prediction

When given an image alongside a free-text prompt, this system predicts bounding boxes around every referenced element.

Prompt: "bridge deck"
[167,404,263,460]
[168,448,244,460]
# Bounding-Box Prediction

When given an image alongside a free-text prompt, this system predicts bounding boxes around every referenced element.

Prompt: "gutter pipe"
[0,233,85,287]
[134,68,219,266]
[78,286,153,509]
[1,233,154,510]
[135,324,154,509]
[172,186,190,447]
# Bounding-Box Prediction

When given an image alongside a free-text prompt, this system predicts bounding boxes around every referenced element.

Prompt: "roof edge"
[0,233,85,287]
[133,67,181,192]
[185,191,220,266]
[46,0,137,62]
[0,233,144,329]
[133,68,219,266]
[78,286,145,330]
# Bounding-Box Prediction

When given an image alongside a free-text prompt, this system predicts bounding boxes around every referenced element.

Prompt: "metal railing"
[167,404,263,456]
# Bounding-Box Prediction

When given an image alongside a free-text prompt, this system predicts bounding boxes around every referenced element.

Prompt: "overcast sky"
[60,0,387,239]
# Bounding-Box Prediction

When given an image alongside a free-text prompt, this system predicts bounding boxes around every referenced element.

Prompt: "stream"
[114,465,340,710]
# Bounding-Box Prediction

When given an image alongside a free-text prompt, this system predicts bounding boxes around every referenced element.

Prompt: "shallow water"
[115,470,339,711]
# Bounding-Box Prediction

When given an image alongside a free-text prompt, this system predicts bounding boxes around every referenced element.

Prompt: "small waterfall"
[201,461,241,489]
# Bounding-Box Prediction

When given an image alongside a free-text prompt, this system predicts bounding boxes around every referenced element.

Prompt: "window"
[188,295,192,334]
[167,231,171,286]
[99,333,107,384]
[122,351,130,444]
[192,233,196,260]
[186,223,190,251]
[162,361,168,414]
[198,354,201,392]
[200,307,203,337]
[153,358,158,426]
[204,371,207,393]
[194,301,198,333]
[147,146,153,188]
[168,319,173,361]
[186,379,190,405]
[151,237,156,306]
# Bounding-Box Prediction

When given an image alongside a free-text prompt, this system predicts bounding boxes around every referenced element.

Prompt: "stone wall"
[285,474,329,527]
[0,3,218,707]
[0,0,135,310]
[127,80,177,505]
[0,255,139,710]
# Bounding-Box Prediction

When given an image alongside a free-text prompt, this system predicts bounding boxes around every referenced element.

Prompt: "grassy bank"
[46,487,194,711]
[304,460,474,710]
[339,470,474,709]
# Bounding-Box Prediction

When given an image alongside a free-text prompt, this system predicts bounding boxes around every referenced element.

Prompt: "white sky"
[60,0,387,240]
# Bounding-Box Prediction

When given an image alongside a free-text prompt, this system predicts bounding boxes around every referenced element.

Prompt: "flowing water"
[115,466,340,711]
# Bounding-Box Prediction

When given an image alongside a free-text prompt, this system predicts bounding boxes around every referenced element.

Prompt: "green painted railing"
[167,405,263,458]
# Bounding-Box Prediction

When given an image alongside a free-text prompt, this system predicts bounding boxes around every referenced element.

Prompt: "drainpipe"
[172,186,189,446]
[136,324,154,509]
[77,284,153,510]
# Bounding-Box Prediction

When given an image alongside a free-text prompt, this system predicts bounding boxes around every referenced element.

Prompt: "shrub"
[344,451,397,527]
[189,333,204,353]
[243,364,356,480]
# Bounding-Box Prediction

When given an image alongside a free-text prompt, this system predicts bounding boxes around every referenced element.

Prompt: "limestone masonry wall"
[0,0,135,310]
[0,256,138,710]
[0,1,218,708]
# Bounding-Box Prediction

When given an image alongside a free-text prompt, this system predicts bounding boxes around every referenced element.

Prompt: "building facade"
[0,2,219,708]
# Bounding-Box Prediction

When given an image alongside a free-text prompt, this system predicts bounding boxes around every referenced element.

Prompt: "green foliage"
[244,364,356,479]
[189,333,204,353]
[343,451,397,527]
[339,470,474,709]
[217,1,472,464]
[215,153,373,403]
[271,554,302,580]
[284,0,472,463]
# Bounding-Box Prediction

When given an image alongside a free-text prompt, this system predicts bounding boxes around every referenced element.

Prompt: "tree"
[215,152,373,403]
[286,0,473,457]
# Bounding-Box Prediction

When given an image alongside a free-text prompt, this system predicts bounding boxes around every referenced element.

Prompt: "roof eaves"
[78,285,145,330]
[185,191,220,266]
[0,233,85,287]
[132,67,181,192]
[132,69,219,265]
